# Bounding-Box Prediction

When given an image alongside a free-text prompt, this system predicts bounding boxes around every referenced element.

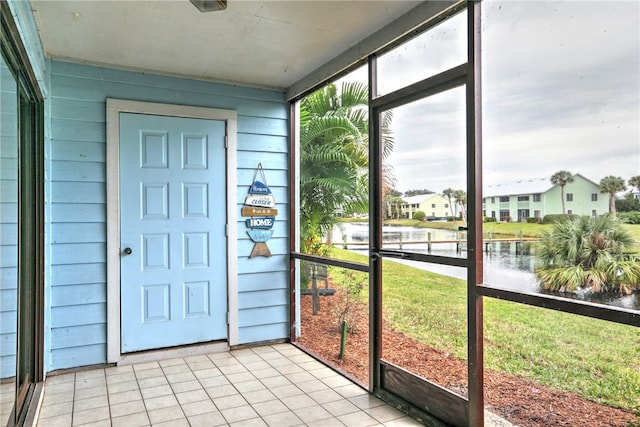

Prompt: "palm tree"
[535,215,640,294]
[629,175,640,194]
[453,189,467,223]
[550,170,574,214]
[442,188,455,217]
[599,175,626,217]
[299,81,394,253]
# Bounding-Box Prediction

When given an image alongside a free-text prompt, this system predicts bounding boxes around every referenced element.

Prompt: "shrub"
[526,217,541,224]
[619,211,640,224]
[543,213,578,224]
[413,211,426,221]
[484,216,497,223]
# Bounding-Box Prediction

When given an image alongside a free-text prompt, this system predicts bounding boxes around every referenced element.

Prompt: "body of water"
[332,223,640,310]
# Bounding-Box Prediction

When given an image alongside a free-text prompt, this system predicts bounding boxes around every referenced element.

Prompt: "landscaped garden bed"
[298,266,639,427]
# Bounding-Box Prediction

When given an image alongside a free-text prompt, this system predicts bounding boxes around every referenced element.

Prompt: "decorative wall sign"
[242,163,275,258]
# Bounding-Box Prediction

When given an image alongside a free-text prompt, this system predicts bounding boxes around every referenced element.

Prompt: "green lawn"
[329,248,640,412]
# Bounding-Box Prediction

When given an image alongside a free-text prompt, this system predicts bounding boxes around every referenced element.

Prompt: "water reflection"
[333,223,639,310]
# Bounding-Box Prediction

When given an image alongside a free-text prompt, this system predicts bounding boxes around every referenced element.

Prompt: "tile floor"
[36,344,422,427]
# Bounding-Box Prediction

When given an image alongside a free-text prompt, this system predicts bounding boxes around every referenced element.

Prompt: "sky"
[339,1,639,195]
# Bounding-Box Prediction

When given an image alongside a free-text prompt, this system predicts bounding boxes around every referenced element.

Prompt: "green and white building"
[483,174,609,222]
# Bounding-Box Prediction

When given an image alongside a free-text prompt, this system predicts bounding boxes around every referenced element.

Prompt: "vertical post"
[427,232,432,253]
[399,233,403,250]
[342,233,348,249]
[467,2,484,426]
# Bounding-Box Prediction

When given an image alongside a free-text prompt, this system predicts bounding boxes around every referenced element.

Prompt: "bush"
[543,214,578,224]
[527,217,541,224]
[484,216,497,223]
[619,211,640,224]
[413,211,426,221]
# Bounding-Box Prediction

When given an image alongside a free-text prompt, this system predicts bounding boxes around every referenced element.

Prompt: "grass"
[327,247,640,412]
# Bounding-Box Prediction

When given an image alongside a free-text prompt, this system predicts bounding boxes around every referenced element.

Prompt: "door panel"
[120,113,227,352]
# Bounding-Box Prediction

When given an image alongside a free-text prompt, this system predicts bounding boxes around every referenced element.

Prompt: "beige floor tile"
[231,379,265,394]
[269,384,303,399]
[175,388,209,405]
[296,379,330,394]
[184,354,210,364]
[73,394,109,412]
[284,371,316,384]
[192,367,222,378]
[147,405,185,424]
[165,371,196,384]
[348,394,386,410]
[170,380,202,394]
[241,360,271,371]
[180,398,217,417]
[108,389,142,405]
[74,385,107,400]
[110,411,150,427]
[383,416,424,426]
[275,364,305,375]
[305,417,345,427]
[133,361,160,371]
[158,358,185,368]
[218,363,248,375]
[241,388,276,405]
[228,417,268,427]
[251,399,289,417]
[250,367,281,379]
[225,371,255,384]
[292,405,333,424]
[75,376,106,390]
[137,376,168,389]
[259,376,291,389]
[321,374,356,389]
[366,404,407,423]
[72,406,110,426]
[187,411,227,427]
[143,394,179,411]
[36,413,72,427]
[280,394,317,410]
[107,379,139,394]
[104,365,133,376]
[219,404,258,423]
[152,418,189,427]
[38,401,73,419]
[106,372,137,385]
[45,373,75,384]
[199,375,230,388]
[205,384,237,399]
[188,360,217,371]
[212,393,247,410]
[42,390,74,406]
[161,363,191,375]
[109,399,146,418]
[74,419,111,427]
[338,410,380,427]
[43,381,75,396]
[140,384,173,400]
[75,370,105,381]
[333,383,368,399]
[135,368,164,380]
[261,410,303,427]
[322,399,361,416]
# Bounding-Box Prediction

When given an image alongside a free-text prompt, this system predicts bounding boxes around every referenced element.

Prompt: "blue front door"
[119,113,227,352]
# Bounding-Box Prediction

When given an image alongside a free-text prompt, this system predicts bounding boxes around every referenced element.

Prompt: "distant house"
[401,193,452,219]
[483,174,609,222]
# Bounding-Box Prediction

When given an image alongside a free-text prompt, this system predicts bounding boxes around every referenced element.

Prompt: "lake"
[332,223,640,310]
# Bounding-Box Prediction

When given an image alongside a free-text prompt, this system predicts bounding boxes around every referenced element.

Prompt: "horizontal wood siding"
[49,60,289,370]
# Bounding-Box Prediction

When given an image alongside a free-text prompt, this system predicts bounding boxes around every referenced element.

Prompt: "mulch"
[298,286,638,427]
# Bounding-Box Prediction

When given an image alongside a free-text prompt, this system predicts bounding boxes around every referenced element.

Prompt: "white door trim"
[106,98,238,363]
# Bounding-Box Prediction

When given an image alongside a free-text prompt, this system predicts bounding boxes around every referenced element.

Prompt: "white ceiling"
[32,0,422,90]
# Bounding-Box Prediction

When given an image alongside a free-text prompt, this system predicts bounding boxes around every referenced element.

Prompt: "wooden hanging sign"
[245,216,275,229]
[247,229,274,243]
[244,193,276,208]
[244,163,275,258]
[242,207,278,217]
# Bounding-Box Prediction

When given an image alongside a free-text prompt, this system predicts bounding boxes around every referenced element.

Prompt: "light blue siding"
[49,60,290,370]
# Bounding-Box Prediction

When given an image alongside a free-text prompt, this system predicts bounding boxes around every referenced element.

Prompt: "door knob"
[123,247,133,255]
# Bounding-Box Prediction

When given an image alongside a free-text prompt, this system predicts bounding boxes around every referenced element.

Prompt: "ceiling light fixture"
[190,0,227,12]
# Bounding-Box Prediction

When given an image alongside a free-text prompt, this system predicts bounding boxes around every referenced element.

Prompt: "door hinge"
[225,223,229,236]
[224,135,228,149]
[226,312,230,324]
